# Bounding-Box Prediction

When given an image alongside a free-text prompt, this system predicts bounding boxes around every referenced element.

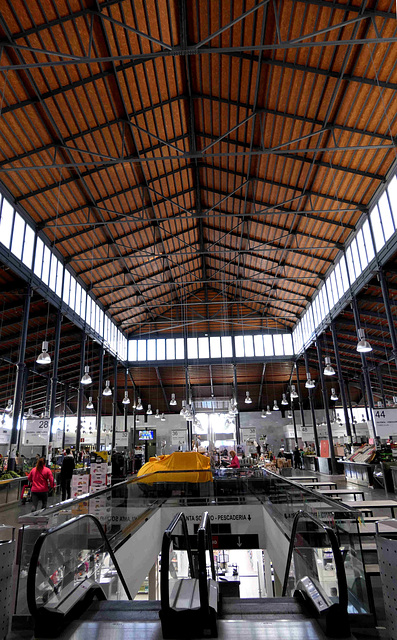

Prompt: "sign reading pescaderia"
[22,418,50,445]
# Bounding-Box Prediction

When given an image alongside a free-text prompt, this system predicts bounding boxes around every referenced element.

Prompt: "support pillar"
[378,269,397,370]
[124,367,128,433]
[291,403,298,446]
[304,349,320,456]
[9,285,31,471]
[96,345,104,451]
[49,310,62,449]
[17,367,29,454]
[62,384,69,451]
[351,297,376,438]
[76,333,86,452]
[295,362,306,429]
[316,338,337,474]
[111,357,118,451]
[330,321,352,440]
[346,382,357,440]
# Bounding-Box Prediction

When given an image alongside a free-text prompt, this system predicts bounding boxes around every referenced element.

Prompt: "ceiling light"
[290,385,298,399]
[261,408,266,418]
[245,391,252,404]
[357,328,372,353]
[122,391,130,405]
[266,405,271,415]
[305,373,315,389]
[161,413,166,421]
[330,388,338,401]
[281,393,288,405]
[146,404,153,415]
[393,396,397,405]
[273,400,279,411]
[103,380,112,396]
[377,400,383,408]
[184,404,192,420]
[136,416,140,423]
[86,397,94,409]
[4,399,12,414]
[155,409,160,419]
[287,410,292,419]
[136,398,143,410]
[81,365,92,385]
[324,357,335,376]
[170,393,177,406]
[26,407,34,418]
[36,340,51,365]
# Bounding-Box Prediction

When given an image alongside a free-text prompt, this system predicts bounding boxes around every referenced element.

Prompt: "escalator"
[23,505,376,640]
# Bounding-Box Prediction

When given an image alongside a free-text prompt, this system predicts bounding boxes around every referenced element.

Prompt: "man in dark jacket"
[61,448,75,500]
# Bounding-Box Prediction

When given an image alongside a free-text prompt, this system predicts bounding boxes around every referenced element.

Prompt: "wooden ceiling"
[0,0,396,415]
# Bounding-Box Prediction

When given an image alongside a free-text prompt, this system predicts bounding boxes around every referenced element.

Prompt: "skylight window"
[22,224,34,269]
[378,191,395,241]
[263,335,274,356]
[254,335,264,357]
[234,336,244,357]
[221,336,233,357]
[0,199,13,250]
[166,338,175,360]
[147,339,156,360]
[157,339,166,360]
[198,337,209,359]
[11,212,24,260]
[243,335,254,357]
[137,340,146,361]
[175,338,184,359]
[187,338,198,359]
[370,206,385,253]
[210,337,221,358]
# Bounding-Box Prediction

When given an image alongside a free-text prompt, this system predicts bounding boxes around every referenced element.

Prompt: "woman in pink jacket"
[28,457,55,511]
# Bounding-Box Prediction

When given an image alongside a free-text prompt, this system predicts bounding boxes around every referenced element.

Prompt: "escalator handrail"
[160,511,195,612]
[282,509,349,615]
[197,511,216,613]
[27,512,132,619]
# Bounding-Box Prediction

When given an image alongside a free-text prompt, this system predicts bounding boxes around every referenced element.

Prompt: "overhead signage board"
[171,430,186,445]
[22,418,50,445]
[115,431,129,447]
[0,427,10,445]
[373,408,397,437]
[241,427,256,441]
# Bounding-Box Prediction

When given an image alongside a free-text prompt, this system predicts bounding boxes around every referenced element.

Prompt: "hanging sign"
[22,418,50,445]
[0,427,10,445]
[171,430,187,445]
[241,427,256,442]
[115,431,129,447]
[373,408,397,436]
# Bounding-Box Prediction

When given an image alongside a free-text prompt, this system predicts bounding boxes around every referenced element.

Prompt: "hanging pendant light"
[86,397,94,409]
[136,398,143,410]
[184,404,192,420]
[161,413,166,421]
[287,410,292,419]
[290,385,299,399]
[103,380,112,396]
[281,393,288,405]
[81,365,92,385]
[36,340,51,365]
[377,400,383,408]
[324,356,335,376]
[330,388,338,401]
[273,400,279,411]
[356,328,372,353]
[245,391,252,404]
[136,416,140,423]
[261,408,266,418]
[305,373,315,389]
[155,409,160,419]
[146,404,153,415]
[180,399,187,417]
[26,407,34,418]
[4,399,12,414]
[122,391,130,405]
[170,393,177,406]
[266,405,272,415]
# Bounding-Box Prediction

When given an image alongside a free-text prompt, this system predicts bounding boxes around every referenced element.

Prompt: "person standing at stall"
[60,448,75,500]
[28,457,55,511]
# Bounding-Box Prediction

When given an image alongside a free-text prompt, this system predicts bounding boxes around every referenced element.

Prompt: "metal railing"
[160,511,195,612]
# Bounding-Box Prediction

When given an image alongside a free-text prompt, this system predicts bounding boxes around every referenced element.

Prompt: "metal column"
[76,333,86,452]
[378,269,397,370]
[295,362,306,428]
[111,357,118,451]
[62,384,69,451]
[330,321,352,440]
[124,367,128,433]
[351,297,377,438]
[291,402,298,446]
[49,310,62,446]
[316,338,337,474]
[96,345,104,451]
[304,349,320,456]
[9,285,31,471]
[16,367,29,453]
[346,382,357,440]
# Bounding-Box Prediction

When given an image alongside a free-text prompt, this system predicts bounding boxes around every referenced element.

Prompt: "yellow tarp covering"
[136,451,213,484]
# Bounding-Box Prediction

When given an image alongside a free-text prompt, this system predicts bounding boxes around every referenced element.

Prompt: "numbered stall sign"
[373,408,397,437]
[23,418,50,445]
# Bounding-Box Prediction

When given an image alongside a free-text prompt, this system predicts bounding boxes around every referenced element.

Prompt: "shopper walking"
[28,457,55,511]
[60,448,75,500]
